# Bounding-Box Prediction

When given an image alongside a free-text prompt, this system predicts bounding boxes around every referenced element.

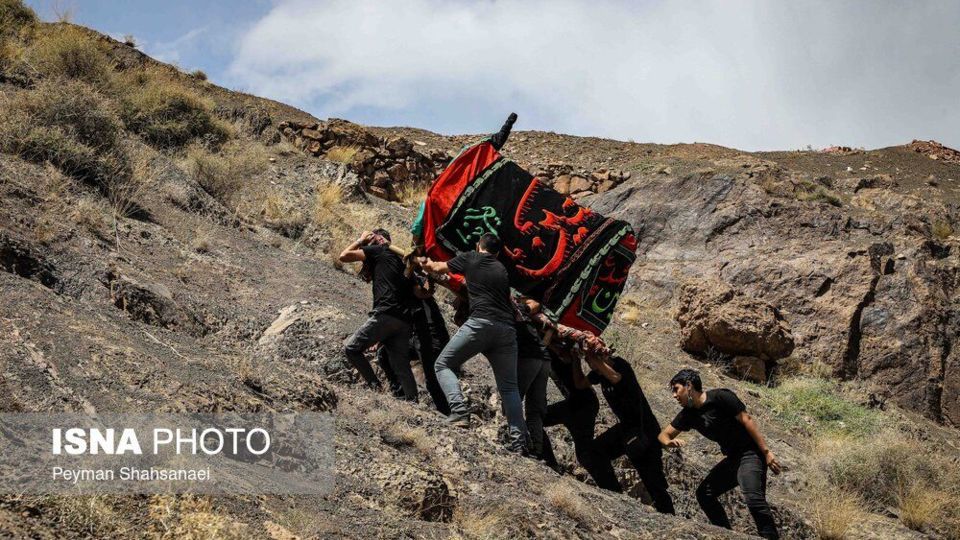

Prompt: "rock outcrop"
[277,119,449,201]
[675,279,795,363]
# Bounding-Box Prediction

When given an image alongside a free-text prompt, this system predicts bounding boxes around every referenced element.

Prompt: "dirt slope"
[2,14,960,540]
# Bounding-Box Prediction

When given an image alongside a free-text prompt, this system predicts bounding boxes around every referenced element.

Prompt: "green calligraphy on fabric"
[590,290,619,319]
[455,206,501,245]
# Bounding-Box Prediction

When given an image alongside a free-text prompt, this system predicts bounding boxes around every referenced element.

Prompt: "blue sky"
[25,0,960,151]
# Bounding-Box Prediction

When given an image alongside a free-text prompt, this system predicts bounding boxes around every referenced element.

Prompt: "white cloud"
[228,0,960,150]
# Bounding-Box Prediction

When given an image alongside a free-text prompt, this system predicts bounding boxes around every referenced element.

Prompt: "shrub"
[932,220,953,240]
[0,0,36,39]
[795,179,842,207]
[24,26,115,86]
[808,490,863,540]
[325,145,360,163]
[184,142,265,208]
[189,69,207,81]
[118,70,229,149]
[0,78,130,191]
[750,377,881,438]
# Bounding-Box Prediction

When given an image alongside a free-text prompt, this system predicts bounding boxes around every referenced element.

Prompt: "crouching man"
[658,369,781,539]
[574,354,675,514]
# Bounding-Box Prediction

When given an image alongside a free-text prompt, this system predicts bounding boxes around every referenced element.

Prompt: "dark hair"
[670,369,702,392]
[373,228,391,242]
[478,232,502,254]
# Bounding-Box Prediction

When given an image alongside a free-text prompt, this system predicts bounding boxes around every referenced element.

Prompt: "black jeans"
[413,300,450,415]
[543,397,601,478]
[696,450,779,540]
[344,312,417,401]
[591,424,675,514]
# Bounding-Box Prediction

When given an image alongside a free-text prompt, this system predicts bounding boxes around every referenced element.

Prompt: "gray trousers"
[344,312,417,401]
[434,318,528,443]
[518,356,549,456]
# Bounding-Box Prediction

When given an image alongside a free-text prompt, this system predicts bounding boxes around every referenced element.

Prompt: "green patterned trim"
[543,224,634,323]
[435,157,506,253]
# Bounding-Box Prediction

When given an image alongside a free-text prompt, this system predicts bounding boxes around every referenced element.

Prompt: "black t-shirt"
[588,356,661,448]
[670,388,758,455]
[516,322,545,360]
[361,244,411,318]
[446,251,513,323]
[549,356,600,441]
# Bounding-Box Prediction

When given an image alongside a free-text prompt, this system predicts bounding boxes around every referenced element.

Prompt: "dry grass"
[15,495,129,537]
[190,226,212,253]
[453,505,513,540]
[71,196,105,230]
[189,69,207,81]
[313,183,343,217]
[808,490,864,540]
[396,181,429,207]
[0,0,36,39]
[546,480,592,525]
[184,141,267,209]
[325,145,360,163]
[811,430,960,535]
[147,495,248,539]
[117,68,230,149]
[22,25,115,86]
[0,78,132,192]
[932,220,953,240]
[898,487,949,533]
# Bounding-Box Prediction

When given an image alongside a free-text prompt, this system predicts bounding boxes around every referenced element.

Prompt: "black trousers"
[696,450,779,540]
[543,398,602,480]
[591,424,675,514]
[344,312,417,401]
[376,302,450,414]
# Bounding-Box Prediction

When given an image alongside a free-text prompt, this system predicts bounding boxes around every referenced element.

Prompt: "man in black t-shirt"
[573,354,675,514]
[544,351,602,477]
[339,229,418,401]
[421,233,528,452]
[658,369,781,539]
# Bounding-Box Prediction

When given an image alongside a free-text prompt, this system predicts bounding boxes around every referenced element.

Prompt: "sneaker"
[443,411,471,428]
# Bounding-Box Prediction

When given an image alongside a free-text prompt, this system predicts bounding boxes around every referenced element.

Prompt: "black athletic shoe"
[443,411,470,428]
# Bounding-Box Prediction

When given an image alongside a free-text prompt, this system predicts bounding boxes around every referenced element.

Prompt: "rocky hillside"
[2,5,960,539]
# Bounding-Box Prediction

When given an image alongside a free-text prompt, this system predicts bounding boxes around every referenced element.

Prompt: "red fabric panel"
[423,142,500,261]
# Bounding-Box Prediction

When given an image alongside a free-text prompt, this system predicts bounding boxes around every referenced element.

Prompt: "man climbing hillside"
[659,369,781,539]
[339,229,418,402]
[573,354,675,514]
[420,232,529,453]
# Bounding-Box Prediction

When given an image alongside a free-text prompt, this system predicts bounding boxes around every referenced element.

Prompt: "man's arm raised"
[339,231,373,263]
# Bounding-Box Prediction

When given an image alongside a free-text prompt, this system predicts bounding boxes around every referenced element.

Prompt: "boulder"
[553,174,572,194]
[569,175,592,193]
[675,279,794,361]
[370,464,456,522]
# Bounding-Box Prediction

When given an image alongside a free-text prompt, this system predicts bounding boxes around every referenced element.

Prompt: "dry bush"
[396,181,429,207]
[190,226,212,253]
[454,505,514,540]
[0,78,131,192]
[122,34,136,47]
[24,25,115,86]
[313,183,343,218]
[189,69,207,81]
[546,480,592,525]
[808,489,863,540]
[184,142,266,208]
[71,196,105,230]
[898,487,949,533]
[325,145,360,163]
[814,430,960,534]
[0,0,36,39]
[932,220,953,240]
[257,189,307,238]
[17,495,129,537]
[148,494,248,539]
[118,68,230,149]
